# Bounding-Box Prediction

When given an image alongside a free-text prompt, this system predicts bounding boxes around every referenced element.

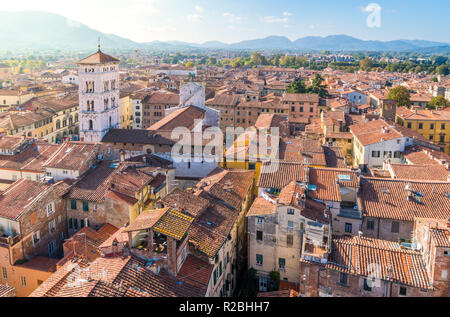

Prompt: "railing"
[338,208,362,220]
[0,234,21,246]
[301,253,328,264]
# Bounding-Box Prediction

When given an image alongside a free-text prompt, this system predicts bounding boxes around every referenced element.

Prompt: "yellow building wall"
[396,117,450,155]
[0,248,54,297]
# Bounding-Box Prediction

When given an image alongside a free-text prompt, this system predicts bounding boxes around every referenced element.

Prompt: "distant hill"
[0,11,140,50]
[0,11,448,52]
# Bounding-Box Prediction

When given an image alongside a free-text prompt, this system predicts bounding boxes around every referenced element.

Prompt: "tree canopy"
[387,86,411,108]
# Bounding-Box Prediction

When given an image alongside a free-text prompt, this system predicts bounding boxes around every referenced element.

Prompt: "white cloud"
[283,11,292,17]
[223,13,242,23]
[261,16,289,24]
[195,5,204,13]
[187,14,203,22]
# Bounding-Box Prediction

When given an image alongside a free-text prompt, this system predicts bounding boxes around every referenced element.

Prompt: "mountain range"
[0,11,448,53]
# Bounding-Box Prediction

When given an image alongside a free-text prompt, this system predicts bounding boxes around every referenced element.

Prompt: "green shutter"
[71,200,77,210]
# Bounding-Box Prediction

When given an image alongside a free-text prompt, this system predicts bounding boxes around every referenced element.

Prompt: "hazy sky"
[2,0,450,43]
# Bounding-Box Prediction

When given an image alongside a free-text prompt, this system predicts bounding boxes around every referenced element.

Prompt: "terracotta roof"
[308,167,359,202]
[148,106,205,131]
[258,162,308,189]
[323,146,347,169]
[282,93,319,103]
[0,179,67,220]
[254,113,289,130]
[325,236,432,290]
[124,209,168,233]
[396,107,450,121]
[0,141,60,173]
[30,254,205,297]
[0,284,15,297]
[188,192,238,258]
[359,177,450,221]
[78,50,120,65]
[206,94,240,107]
[161,187,210,218]
[195,167,254,210]
[176,255,213,291]
[389,164,449,182]
[247,197,277,217]
[66,162,153,203]
[43,142,97,171]
[153,209,194,241]
[17,256,58,272]
[350,119,404,147]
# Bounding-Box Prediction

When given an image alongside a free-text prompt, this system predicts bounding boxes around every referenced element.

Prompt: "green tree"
[428,95,450,109]
[307,74,329,98]
[268,271,280,292]
[242,268,258,297]
[286,79,307,94]
[437,65,449,76]
[360,57,373,70]
[387,86,411,108]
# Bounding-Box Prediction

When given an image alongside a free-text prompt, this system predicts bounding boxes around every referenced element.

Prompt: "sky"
[2,0,450,44]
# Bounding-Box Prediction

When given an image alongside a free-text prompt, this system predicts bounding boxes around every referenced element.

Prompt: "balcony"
[338,207,362,220]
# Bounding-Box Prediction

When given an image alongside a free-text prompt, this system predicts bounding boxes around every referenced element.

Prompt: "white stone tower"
[77,45,120,143]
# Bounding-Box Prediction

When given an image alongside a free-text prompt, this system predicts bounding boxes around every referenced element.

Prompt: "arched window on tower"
[104,98,109,110]
[89,120,93,131]
[109,116,112,128]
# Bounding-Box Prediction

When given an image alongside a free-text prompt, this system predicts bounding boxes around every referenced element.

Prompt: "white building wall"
[78,61,120,143]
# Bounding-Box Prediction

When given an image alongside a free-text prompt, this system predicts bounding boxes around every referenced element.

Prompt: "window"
[287,208,295,215]
[441,270,448,280]
[256,254,263,266]
[80,219,85,228]
[430,124,434,130]
[287,221,294,229]
[339,273,348,285]
[372,151,380,158]
[248,163,256,170]
[73,219,78,230]
[257,217,263,224]
[21,276,26,287]
[391,221,400,233]
[279,258,286,270]
[46,202,55,217]
[399,287,407,296]
[69,218,73,229]
[394,151,402,159]
[429,135,434,141]
[219,261,223,276]
[2,267,6,279]
[407,122,412,129]
[256,231,263,241]
[82,201,89,212]
[48,219,56,233]
[441,123,446,130]
[367,219,375,231]
[287,234,293,246]
[418,123,423,130]
[32,231,40,246]
[363,279,372,291]
[300,107,304,113]
[345,223,352,233]
[71,200,77,210]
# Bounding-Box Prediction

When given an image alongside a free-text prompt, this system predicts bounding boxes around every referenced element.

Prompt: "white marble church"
[77,47,120,143]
